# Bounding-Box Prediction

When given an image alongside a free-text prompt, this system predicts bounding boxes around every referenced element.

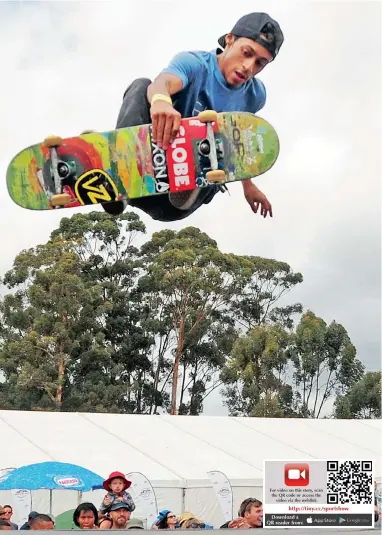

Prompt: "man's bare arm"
[146,74,184,149]
[147,73,183,103]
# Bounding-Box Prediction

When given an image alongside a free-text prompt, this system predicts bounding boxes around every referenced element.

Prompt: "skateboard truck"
[197,111,226,183]
[42,136,74,207]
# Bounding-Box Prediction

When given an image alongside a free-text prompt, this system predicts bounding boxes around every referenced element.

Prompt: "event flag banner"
[10,489,31,526]
[127,472,158,528]
[0,468,30,527]
[207,470,233,523]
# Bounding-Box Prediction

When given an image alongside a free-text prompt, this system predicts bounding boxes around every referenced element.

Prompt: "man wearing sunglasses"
[105,13,284,223]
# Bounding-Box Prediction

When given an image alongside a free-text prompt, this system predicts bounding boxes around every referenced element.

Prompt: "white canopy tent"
[0,410,381,527]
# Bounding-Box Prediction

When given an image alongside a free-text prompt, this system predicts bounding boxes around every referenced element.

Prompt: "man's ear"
[225,33,236,47]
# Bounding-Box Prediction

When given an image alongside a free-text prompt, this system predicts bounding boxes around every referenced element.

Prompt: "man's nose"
[244,57,254,69]
[244,58,258,74]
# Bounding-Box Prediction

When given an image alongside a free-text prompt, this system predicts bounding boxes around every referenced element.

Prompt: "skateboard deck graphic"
[6,111,280,211]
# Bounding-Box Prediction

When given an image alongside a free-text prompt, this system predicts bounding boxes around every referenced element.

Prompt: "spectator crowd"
[0,471,264,530]
[1,472,381,530]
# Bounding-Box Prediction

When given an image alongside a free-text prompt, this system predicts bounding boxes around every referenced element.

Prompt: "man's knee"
[117,77,153,128]
[122,78,152,99]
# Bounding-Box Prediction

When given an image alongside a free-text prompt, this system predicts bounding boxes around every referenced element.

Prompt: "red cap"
[103,471,131,491]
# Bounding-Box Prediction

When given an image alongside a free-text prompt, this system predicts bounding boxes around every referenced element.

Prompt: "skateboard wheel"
[198,140,210,156]
[198,110,218,123]
[51,193,72,206]
[206,170,225,183]
[43,135,63,147]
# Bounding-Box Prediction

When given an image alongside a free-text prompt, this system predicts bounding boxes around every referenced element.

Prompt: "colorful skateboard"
[6,111,279,211]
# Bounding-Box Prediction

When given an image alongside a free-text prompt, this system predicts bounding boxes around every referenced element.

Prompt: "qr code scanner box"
[263,459,375,528]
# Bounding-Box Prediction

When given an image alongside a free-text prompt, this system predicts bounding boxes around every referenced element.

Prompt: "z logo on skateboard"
[74,169,119,205]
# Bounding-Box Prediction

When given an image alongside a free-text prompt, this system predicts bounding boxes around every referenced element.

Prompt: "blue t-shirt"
[161,49,267,118]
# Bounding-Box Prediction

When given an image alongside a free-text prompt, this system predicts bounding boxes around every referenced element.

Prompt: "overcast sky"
[1,1,380,416]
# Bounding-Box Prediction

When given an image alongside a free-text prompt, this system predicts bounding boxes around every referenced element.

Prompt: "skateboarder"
[104,12,283,222]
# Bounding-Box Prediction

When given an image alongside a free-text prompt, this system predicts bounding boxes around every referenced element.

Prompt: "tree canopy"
[0,211,374,419]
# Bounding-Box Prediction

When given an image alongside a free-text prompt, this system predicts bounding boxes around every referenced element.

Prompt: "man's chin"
[227,76,245,88]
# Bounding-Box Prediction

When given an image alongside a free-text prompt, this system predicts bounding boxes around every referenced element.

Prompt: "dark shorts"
[129,184,219,222]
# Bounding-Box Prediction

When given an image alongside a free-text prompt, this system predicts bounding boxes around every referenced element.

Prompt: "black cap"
[218,12,284,59]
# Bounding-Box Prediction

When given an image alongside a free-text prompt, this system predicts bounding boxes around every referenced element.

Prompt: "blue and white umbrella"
[0,461,104,491]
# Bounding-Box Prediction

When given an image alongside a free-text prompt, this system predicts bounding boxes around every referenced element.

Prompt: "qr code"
[326,460,373,504]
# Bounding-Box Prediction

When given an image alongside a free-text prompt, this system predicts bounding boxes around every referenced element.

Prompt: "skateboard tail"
[7,145,51,210]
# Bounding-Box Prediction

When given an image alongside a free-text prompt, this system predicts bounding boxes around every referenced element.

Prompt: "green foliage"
[228,256,303,329]
[221,310,365,418]
[221,324,295,416]
[0,210,370,418]
[138,227,247,414]
[334,372,381,418]
[288,311,364,417]
[0,237,102,411]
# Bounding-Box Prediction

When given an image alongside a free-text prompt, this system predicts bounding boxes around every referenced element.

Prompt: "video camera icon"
[284,463,310,486]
